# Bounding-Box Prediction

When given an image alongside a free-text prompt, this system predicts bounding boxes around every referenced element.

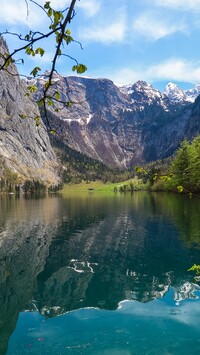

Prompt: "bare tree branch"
[0,0,87,134]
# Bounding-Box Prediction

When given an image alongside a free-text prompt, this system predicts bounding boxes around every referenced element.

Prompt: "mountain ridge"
[1,33,200,182]
[32,73,199,169]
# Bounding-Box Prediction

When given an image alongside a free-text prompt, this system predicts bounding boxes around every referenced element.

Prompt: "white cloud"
[0,0,86,28]
[108,59,200,85]
[0,0,47,27]
[79,17,126,44]
[132,12,187,40]
[47,0,69,9]
[148,59,200,82]
[154,0,200,12]
[0,0,30,25]
[76,0,101,17]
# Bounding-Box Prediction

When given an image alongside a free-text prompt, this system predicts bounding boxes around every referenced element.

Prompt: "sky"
[1,0,200,90]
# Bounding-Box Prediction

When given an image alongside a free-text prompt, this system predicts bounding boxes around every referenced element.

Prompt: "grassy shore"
[61,178,148,193]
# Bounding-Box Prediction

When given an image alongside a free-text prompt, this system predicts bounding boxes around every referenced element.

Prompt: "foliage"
[134,158,171,188]
[165,136,200,194]
[188,264,200,274]
[138,136,200,195]
[0,154,61,193]
[0,155,21,193]
[188,264,200,283]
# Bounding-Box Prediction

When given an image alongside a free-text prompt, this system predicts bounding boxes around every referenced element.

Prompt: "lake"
[1,191,200,354]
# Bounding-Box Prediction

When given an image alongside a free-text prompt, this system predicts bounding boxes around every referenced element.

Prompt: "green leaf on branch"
[30,66,41,77]
[37,99,44,107]
[44,82,51,90]
[47,100,53,107]
[44,2,51,9]
[27,84,37,93]
[33,116,40,127]
[25,47,35,56]
[64,35,73,45]
[53,11,63,24]
[50,129,56,135]
[56,33,62,44]
[72,64,87,74]
[48,8,53,17]
[25,34,30,41]
[55,92,61,100]
[27,85,37,93]
[4,57,15,68]
[35,48,45,57]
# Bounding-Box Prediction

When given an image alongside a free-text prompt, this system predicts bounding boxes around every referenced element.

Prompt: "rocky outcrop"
[0,37,60,184]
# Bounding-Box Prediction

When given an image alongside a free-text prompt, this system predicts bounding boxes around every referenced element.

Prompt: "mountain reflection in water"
[0,192,200,354]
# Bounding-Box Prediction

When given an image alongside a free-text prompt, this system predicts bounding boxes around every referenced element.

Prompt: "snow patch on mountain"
[117,84,133,95]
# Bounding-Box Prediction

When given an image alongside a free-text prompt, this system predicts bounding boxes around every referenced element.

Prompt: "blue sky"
[1,0,200,90]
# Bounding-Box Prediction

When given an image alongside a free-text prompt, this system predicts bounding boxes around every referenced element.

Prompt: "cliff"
[0,37,60,186]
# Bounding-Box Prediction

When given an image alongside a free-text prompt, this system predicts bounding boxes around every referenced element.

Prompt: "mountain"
[163,82,200,103]
[1,32,200,178]
[0,37,60,186]
[185,94,200,139]
[33,73,198,169]
[163,82,188,103]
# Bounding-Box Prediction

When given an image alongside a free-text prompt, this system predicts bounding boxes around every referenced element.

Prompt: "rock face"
[34,73,199,168]
[0,37,60,184]
[185,95,200,139]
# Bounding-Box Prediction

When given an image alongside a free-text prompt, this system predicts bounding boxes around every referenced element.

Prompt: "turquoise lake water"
[0,192,200,354]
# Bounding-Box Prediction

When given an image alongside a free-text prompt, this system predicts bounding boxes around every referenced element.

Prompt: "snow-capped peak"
[163,82,200,103]
[185,84,200,102]
[163,82,186,103]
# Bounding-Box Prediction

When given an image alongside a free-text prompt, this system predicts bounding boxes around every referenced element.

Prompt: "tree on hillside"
[0,0,87,130]
[171,139,191,189]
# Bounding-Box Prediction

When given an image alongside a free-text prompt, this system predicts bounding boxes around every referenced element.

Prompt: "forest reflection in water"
[0,192,200,354]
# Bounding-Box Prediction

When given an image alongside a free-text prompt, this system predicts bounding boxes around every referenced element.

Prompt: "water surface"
[0,192,200,354]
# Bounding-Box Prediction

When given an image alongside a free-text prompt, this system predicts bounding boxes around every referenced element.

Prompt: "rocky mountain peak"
[163,82,200,103]
[185,83,200,103]
[163,82,186,103]
[118,80,166,108]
